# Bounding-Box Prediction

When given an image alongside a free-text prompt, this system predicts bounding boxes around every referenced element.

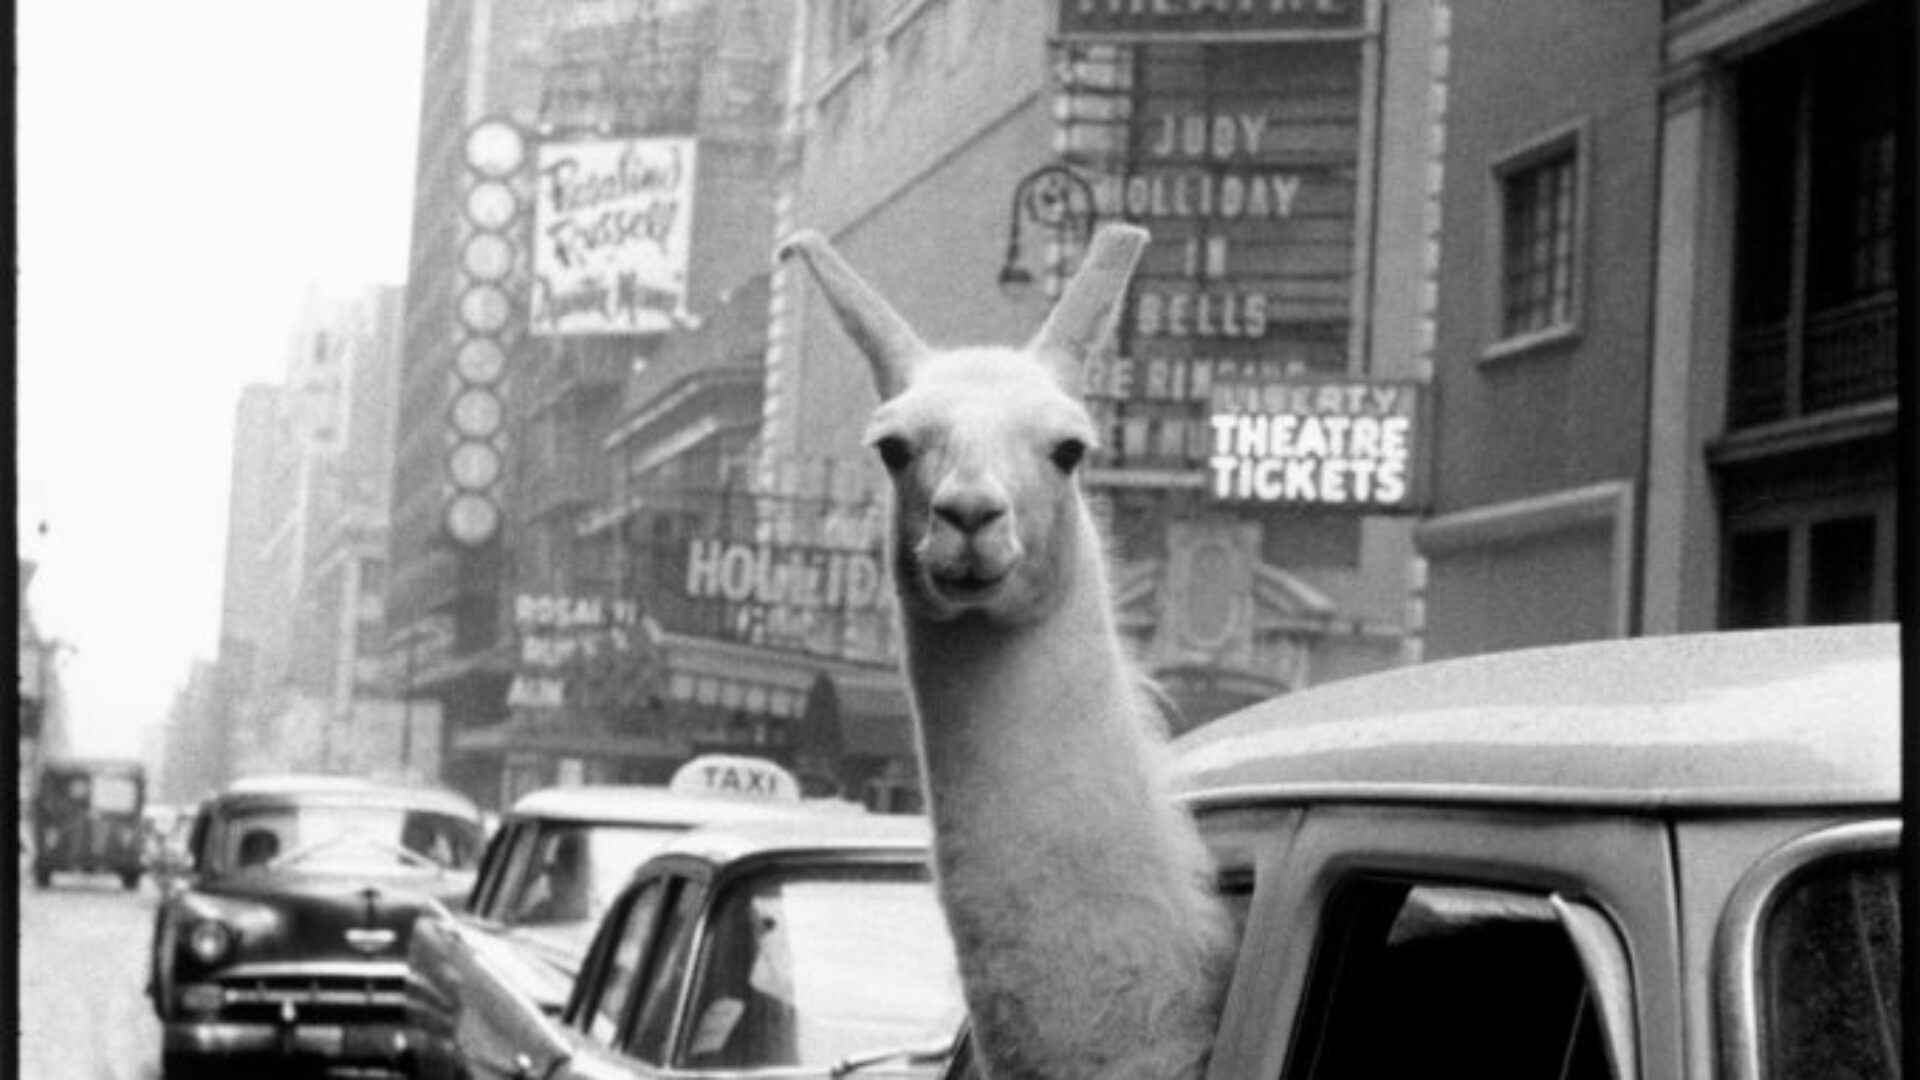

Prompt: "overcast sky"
[18,2,428,755]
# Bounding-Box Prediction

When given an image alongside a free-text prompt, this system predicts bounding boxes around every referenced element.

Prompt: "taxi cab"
[947,624,1902,1080]
[407,758,860,1080]
[419,814,966,1080]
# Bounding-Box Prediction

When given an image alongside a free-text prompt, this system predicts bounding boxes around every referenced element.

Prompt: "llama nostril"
[933,493,1007,535]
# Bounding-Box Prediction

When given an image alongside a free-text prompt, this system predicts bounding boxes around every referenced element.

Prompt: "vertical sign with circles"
[447,118,525,548]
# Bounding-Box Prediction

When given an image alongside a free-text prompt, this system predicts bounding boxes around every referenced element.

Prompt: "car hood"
[185,868,474,968]
[450,919,594,1011]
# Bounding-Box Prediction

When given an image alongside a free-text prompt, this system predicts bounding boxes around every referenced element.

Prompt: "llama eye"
[874,436,914,472]
[1050,438,1087,473]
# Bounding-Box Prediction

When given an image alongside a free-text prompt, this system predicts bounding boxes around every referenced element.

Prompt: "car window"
[478,825,544,920]
[679,867,965,1071]
[91,775,142,815]
[501,822,690,927]
[572,879,669,1046]
[1761,855,1900,1079]
[625,878,708,1064]
[187,806,212,871]
[468,823,517,913]
[212,804,480,873]
[1287,880,1618,1080]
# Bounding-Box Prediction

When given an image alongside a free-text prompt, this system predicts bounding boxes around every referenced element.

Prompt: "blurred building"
[214,287,408,779]
[154,661,229,804]
[1413,0,1904,658]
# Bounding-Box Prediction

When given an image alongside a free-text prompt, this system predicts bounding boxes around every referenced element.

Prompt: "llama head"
[779,225,1148,625]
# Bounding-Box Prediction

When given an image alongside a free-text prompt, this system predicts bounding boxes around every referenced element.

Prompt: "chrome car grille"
[210,970,409,1026]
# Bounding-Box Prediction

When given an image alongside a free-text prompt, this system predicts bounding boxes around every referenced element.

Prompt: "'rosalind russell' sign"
[1207,375,1429,512]
[530,137,698,336]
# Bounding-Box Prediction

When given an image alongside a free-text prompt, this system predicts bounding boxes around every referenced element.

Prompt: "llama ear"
[1027,223,1149,380]
[778,230,930,400]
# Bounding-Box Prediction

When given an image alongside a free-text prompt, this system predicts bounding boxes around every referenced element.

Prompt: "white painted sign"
[530,137,698,336]
[669,754,802,802]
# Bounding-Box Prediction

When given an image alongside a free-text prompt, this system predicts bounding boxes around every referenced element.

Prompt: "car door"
[410,820,571,1080]
[554,867,711,1078]
[1205,801,1682,1080]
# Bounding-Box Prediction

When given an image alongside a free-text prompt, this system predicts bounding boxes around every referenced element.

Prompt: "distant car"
[420,813,967,1080]
[146,774,484,1079]
[941,623,1903,1080]
[407,782,841,1080]
[31,756,148,889]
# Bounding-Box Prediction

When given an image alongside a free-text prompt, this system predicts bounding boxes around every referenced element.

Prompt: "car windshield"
[502,822,690,927]
[679,868,965,1071]
[217,803,481,874]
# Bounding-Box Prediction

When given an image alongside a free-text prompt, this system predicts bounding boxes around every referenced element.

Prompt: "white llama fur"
[780,225,1235,1080]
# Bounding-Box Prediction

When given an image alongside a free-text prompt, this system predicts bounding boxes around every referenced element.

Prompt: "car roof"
[505,784,842,827]
[214,774,482,820]
[1172,625,1900,813]
[651,811,932,867]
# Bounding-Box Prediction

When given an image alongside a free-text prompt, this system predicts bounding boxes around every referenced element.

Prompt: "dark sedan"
[146,774,484,1079]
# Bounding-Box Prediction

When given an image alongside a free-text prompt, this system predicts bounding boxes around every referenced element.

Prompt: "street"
[19,869,162,1080]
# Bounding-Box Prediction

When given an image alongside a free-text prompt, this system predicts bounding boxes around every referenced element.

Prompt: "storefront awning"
[658,632,915,759]
[451,722,685,761]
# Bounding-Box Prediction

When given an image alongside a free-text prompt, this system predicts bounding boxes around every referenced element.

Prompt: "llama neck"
[901,518,1172,839]
[898,512,1230,1080]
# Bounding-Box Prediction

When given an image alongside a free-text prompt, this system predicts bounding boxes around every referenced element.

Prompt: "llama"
[779,224,1234,1079]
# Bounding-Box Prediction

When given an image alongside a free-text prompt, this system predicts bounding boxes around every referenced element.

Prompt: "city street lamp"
[997,164,1099,295]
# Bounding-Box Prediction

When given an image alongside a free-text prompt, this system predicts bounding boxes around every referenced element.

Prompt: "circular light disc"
[450,388,505,438]
[448,441,503,491]
[454,338,507,385]
[446,494,502,546]
[465,119,526,178]
[465,181,518,230]
[459,285,512,335]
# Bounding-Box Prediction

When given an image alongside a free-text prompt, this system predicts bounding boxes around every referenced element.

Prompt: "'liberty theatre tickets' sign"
[1208,374,1428,513]
[530,137,698,336]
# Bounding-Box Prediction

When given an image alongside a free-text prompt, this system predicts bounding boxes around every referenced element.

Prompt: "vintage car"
[146,774,485,1079]
[412,813,967,1080]
[31,755,148,889]
[943,623,1901,1079]
[407,779,843,1079]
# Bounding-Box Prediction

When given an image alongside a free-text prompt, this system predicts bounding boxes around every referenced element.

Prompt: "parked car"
[414,813,967,1080]
[31,755,148,889]
[146,774,484,1079]
[407,781,845,1079]
[943,623,1901,1079]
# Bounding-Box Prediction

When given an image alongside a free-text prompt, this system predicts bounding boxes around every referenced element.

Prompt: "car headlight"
[187,920,233,965]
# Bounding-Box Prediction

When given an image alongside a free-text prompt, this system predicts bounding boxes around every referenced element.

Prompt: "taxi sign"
[669,755,803,802]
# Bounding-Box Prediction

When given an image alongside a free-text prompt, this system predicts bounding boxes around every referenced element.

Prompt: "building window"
[1491,129,1583,349]
[1722,501,1893,629]
[1729,2,1901,429]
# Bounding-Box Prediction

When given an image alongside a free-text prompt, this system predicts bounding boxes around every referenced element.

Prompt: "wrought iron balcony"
[1729,292,1897,429]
